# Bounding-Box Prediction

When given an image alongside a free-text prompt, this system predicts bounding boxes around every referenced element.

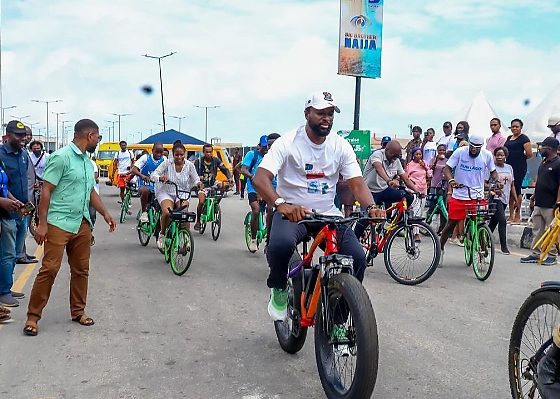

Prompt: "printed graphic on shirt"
[305,165,328,194]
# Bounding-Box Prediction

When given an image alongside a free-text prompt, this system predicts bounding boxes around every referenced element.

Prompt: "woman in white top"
[151,142,202,249]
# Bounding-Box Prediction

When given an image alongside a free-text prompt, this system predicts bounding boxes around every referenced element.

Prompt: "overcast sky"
[1,0,559,145]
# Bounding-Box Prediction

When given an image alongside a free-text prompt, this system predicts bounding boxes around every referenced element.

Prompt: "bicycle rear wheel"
[163,226,173,263]
[464,226,473,266]
[244,212,255,252]
[509,290,560,399]
[119,191,131,223]
[170,228,194,276]
[315,273,378,399]
[211,203,221,241]
[137,221,151,246]
[384,221,440,285]
[472,224,494,281]
[274,252,308,354]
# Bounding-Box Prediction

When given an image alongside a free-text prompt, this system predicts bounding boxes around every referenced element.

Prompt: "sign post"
[339,0,384,129]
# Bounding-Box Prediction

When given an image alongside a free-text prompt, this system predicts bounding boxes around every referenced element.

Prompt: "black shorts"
[248,192,258,204]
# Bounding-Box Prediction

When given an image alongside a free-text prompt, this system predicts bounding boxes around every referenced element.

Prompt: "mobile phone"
[19,202,35,215]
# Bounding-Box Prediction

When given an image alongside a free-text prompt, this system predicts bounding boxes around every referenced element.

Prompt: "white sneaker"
[139,212,149,223]
[156,234,165,250]
[249,239,258,253]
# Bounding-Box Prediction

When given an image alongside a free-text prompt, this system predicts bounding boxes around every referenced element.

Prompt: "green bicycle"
[244,201,267,253]
[119,182,135,223]
[198,186,223,241]
[137,193,162,247]
[457,184,495,281]
[425,182,448,234]
[162,181,196,276]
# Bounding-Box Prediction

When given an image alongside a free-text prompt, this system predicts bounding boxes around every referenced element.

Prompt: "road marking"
[0,245,43,330]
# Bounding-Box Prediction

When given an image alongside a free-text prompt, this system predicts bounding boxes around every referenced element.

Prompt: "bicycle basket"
[170,211,196,222]
[465,201,495,219]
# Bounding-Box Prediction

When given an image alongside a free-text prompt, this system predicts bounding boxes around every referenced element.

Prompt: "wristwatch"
[274,197,287,209]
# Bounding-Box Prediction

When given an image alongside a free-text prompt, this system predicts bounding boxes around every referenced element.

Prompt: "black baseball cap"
[541,137,559,150]
[5,120,27,135]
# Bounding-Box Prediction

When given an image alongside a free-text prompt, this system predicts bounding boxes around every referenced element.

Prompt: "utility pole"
[110,113,131,142]
[105,120,117,142]
[143,52,176,131]
[32,99,62,152]
[52,111,67,149]
[193,105,220,143]
[61,120,71,147]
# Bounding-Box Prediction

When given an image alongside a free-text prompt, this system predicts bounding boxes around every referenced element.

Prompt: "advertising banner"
[338,129,371,168]
[338,0,384,78]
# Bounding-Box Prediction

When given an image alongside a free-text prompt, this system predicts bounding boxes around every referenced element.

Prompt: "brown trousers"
[27,220,92,322]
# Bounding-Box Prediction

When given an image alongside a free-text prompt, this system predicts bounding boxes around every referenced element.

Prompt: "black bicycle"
[509,281,560,398]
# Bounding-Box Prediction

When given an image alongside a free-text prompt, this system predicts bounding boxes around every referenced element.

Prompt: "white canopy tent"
[522,83,560,142]
[452,91,505,139]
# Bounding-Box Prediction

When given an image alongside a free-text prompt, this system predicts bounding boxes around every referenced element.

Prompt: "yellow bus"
[106,143,232,186]
[95,142,120,177]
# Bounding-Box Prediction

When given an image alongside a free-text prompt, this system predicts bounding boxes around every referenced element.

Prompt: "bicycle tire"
[315,273,378,399]
[508,290,560,399]
[360,224,374,267]
[164,225,173,263]
[384,221,440,285]
[472,224,494,281]
[119,191,131,224]
[199,202,207,235]
[464,225,473,267]
[274,252,308,354]
[137,221,151,246]
[170,228,194,276]
[244,212,255,252]
[211,203,221,241]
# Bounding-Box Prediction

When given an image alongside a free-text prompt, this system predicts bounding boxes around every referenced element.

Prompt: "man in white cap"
[253,91,384,322]
[548,114,560,141]
[439,133,500,263]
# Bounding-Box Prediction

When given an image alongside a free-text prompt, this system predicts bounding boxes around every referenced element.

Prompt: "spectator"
[548,114,560,141]
[405,126,422,164]
[422,128,437,166]
[489,147,516,255]
[380,136,391,150]
[24,119,116,336]
[427,144,449,234]
[520,137,560,266]
[18,126,38,264]
[486,118,506,153]
[437,121,454,151]
[29,140,48,179]
[232,148,242,195]
[406,147,432,241]
[504,118,532,224]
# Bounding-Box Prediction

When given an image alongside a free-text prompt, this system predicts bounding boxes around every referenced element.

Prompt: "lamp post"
[10,114,30,121]
[32,99,62,152]
[110,113,131,142]
[193,105,220,143]
[105,120,117,142]
[1,105,16,128]
[27,122,39,130]
[61,120,71,146]
[143,52,176,131]
[52,111,67,149]
[169,115,187,132]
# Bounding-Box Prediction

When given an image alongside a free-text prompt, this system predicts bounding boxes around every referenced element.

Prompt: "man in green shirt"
[24,119,116,336]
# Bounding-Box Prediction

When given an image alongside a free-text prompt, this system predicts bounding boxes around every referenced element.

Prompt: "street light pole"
[169,115,187,132]
[10,114,30,121]
[32,99,62,152]
[110,113,131,142]
[61,120,71,147]
[193,105,220,143]
[105,120,117,142]
[52,111,67,149]
[1,105,16,128]
[143,52,176,132]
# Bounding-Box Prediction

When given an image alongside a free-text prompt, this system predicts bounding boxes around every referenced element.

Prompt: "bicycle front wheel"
[119,191,131,223]
[384,221,440,285]
[472,224,494,281]
[137,221,151,246]
[315,273,378,399]
[244,212,254,252]
[170,228,194,276]
[464,225,473,266]
[199,203,207,235]
[211,203,221,241]
[509,290,560,399]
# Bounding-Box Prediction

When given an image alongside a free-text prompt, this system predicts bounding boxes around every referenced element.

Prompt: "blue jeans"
[0,218,18,295]
[15,216,28,259]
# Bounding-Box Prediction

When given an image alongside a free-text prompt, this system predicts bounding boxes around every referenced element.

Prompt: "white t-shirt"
[29,151,49,178]
[437,134,454,152]
[423,141,437,166]
[258,126,362,215]
[114,150,133,175]
[91,159,100,194]
[447,146,496,200]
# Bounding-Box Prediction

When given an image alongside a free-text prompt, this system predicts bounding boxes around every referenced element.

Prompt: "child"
[406,147,432,241]
[489,147,516,254]
[427,144,448,234]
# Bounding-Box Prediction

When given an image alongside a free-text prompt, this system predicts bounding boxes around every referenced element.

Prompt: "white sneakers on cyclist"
[139,212,149,223]
[156,234,165,250]
[249,239,258,253]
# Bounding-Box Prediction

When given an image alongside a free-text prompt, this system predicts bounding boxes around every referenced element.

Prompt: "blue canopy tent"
[139,129,206,145]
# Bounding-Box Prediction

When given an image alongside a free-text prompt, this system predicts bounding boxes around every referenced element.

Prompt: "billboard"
[338,0,384,78]
[338,129,371,168]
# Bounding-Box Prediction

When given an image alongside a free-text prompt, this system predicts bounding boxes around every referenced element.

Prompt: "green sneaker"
[267,288,288,321]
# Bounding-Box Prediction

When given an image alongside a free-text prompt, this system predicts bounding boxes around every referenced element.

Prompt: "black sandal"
[23,322,38,336]
[72,315,95,326]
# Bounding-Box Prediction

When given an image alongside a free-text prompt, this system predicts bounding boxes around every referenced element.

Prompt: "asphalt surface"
[1,181,558,398]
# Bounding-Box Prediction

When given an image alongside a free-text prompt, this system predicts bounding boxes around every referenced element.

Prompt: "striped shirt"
[151,159,200,200]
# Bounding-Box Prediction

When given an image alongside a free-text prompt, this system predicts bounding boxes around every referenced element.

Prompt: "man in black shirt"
[193,143,233,231]
[521,137,560,265]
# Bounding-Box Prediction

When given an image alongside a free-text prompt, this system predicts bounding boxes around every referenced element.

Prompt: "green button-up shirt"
[42,142,95,234]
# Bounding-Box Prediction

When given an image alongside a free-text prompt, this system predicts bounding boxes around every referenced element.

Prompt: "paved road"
[1,182,558,398]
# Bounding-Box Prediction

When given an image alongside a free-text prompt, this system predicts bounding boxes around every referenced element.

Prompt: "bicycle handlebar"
[163,180,192,200]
